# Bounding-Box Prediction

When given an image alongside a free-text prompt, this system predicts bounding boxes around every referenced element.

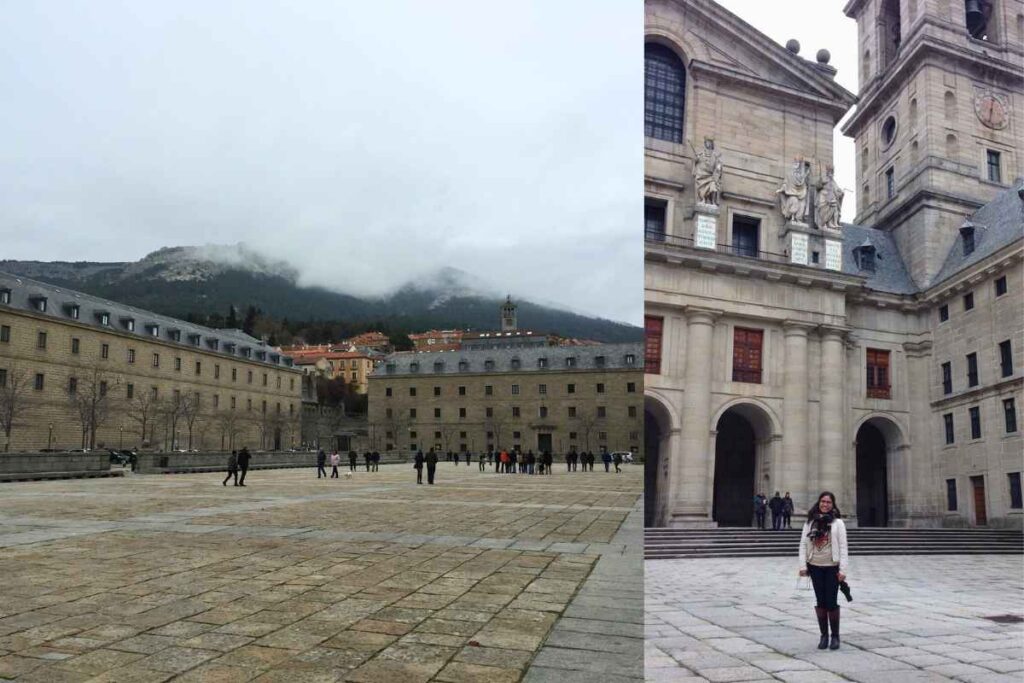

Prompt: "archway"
[712,403,774,527]
[644,395,674,527]
[855,420,891,526]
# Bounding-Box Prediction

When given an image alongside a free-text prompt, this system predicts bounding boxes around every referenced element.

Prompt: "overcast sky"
[716,0,859,220]
[0,0,641,325]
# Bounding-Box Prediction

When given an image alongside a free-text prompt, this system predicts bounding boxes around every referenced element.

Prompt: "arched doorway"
[855,421,889,527]
[713,410,758,526]
[644,395,673,527]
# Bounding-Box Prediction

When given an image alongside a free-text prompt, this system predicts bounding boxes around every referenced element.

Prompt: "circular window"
[881,115,897,148]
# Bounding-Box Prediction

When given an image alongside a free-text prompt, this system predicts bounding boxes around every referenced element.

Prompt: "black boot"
[828,608,840,649]
[815,607,829,649]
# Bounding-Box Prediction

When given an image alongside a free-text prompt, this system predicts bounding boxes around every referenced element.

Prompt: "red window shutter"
[645,316,663,374]
[733,328,763,383]
[866,349,890,399]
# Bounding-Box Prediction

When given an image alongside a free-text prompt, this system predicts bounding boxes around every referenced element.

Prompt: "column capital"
[782,320,815,337]
[902,340,934,357]
[818,324,850,342]
[684,307,722,326]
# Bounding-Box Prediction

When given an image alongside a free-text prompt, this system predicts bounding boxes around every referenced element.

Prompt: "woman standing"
[798,491,849,650]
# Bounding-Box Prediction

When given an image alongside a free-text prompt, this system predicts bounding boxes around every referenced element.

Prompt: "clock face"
[975,92,1009,130]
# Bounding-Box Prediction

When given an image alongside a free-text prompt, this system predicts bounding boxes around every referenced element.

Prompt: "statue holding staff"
[777,157,811,223]
[815,164,845,230]
[690,137,723,207]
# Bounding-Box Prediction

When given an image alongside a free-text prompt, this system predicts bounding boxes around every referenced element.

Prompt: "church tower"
[842,0,1023,288]
[500,295,517,332]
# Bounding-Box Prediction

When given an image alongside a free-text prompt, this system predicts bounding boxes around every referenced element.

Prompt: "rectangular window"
[999,340,1013,377]
[99,381,107,397]
[946,479,957,511]
[597,383,605,393]
[942,362,953,394]
[512,406,520,417]
[485,407,493,418]
[969,406,982,439]
[598,431,607,441]
[966,352,979,387]
[37,331,47,349]
[938,304,949,322]
[511,384,520,395]
[537,384,546,395]
[568,406,577,418]
[262,373,268,386]
[213,394,219,408]
[152,386,159,399]
[385,387,392,397]
[995,276,1007,297]
[247,370,253,384]
[733,328,764,383]
[885,166,895,198]
[195,361,202,376]
[986,149,1002,183]
[68,377,77,394]
[409,408,416,418]
[214,364,220,379]
[458,386,466,396]
[230,396,235,409]
[645,316,663,374]
[126,383,134,399]
[101,343,109,359]
[485,385,493,396]
[944,413,955,444]
[866,348,891,399]
[1009,473,1023,509]
[34,373,44,391]
[409,387,417,397]
[628,406,637,417]
[627,382,636,393]
[1005,398,1018,433]
[597,406,606,418]
[152,353,160,368]
[128,348,136,364]
[232,368,237,381]
[174,357,182,371]
[433,386,441,396]
[459,407,466,418]
[0,325,8,343]
[434,408,441,418]
[645,199,666,241]
[386,407,393,418]
[964,292,974,311]
[0,369,5,387]
[70,338,79,354]
[539,406,548,418]
[731,215,760,258]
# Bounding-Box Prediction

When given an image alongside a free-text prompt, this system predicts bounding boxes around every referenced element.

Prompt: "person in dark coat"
[754,493,767,529]
[316,449,327,479]
[769,491,785,530]
[223,450,238,486]
[601,450,612,472]
[348,450,357,472]
[426,448,438,484]
[237,447,251,485]
[465,450,471,466]
[613,452,623,473]
[478,451,485,471]
[447,450,454,465]
[414,450,424,484]
[543,450,553,474]
[526,450,536,475]
[783,492,795,529]
[371,451,380,472]
[586,451,595,471]
[364,451,372,472]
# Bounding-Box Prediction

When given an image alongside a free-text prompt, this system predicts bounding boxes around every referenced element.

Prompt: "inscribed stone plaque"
[790,232,809,265]
[825,239,842,271]
[695,215,717,250]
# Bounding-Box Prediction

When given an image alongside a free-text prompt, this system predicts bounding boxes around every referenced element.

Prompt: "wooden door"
[971,476,987,526]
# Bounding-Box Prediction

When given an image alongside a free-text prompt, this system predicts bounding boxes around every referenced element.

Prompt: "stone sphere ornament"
[816,49,831,64]
[786,39,801,54]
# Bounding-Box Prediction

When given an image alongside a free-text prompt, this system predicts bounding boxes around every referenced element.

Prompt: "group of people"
[753,491,795,530]
[316,449,382,478]
[222,447,251,486]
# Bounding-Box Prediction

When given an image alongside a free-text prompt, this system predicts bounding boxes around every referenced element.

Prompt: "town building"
[368,343,644,457]
[284,346,379,393]
[408,329,464,352]
[644,0,1022,528]
[0,272,304,452]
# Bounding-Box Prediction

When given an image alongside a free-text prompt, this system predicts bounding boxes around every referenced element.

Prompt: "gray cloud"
[0,0,640,325]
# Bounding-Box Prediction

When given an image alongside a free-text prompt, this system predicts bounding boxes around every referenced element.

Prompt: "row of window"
[384,381,635,398]
[0,368,296,416]
[938,277,1008,322]
[385,404,638,420]
[940,341,1013,394]
[384,431,640,454]
[946,473,1023,513]
[879,150,1003,204]
[0,326,297,392]
[942,398,1017,444]
[384,354,637,375]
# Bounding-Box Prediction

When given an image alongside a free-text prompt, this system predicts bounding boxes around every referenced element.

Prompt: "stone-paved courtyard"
[646,555,1024,682]
[0,464,642,682]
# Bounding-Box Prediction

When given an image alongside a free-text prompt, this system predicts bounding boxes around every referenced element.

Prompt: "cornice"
[923,242,1024,301]
[930,376,1023,409]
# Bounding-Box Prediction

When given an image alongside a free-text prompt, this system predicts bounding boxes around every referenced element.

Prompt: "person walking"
[316,449,328,479]
[487,450,494,468]
[798,491,849,651]
[414,450,424,484]
[509,450,518,474]
[587,451,596,472]
[478,451,485,472]
[613,451,623,473]
[330,451,340,478]
[769,491,784,531]
[223,450,238,486]
[499,449,509,474]
[526,450,535,475]
[348,450,357,472]
[783,492,795,529]
[364,451,372,472]
[447,450,455,466]
[601,450,612,472]
[754,493,767,529]
[543,450,553,474]
[426,448,438,485]
[371,451,380,472]
[237,447,251,486]
[465,450,471,466]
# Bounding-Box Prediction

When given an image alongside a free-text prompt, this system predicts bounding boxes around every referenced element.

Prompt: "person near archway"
[769,491,784,530]
[753,493,767,530]
[426,448,438,484]
[783,492,795,528]
[798,491,849,651]
[413,450,424,484]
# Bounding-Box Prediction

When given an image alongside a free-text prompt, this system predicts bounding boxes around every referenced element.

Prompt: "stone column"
[818,326,847,501]
[781,321,813,509]
[670,307,719,526]
[903,341,937,525]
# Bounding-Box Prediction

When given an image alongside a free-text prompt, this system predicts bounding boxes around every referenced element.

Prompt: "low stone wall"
[0,452,119,482]
[136,451,415,474]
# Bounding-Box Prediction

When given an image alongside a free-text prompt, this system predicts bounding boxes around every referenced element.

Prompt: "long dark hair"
[806,491,842,520]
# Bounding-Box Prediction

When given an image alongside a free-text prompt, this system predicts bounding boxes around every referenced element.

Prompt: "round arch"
[852,413,908,527]
[710,399,780,526]
[711,397,783,440]
[644,392,677,527]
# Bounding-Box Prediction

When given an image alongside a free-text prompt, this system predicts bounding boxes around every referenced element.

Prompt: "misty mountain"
[0,247,641,342]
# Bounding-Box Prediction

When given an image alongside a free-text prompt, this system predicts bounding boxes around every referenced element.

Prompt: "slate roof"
[372,342,643,377]
[932,179,1024,287]
[0,270,297,369]
[840,223,918,295]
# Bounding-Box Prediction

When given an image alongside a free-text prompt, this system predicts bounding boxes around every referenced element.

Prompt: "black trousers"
[415,467,423,483]
[238,466,248,485]
[223,469,237,485]
[349,461,357,471]
[807,563,840,610]
[330,466,338,478]
[784,513,792,528]
[427,463,436,484]
[317,465,327,478]
[755,512,766,528]
[772,512,782,530]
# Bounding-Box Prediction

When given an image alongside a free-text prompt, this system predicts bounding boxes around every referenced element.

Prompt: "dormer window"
[97,311,111,326]
[30,296,47,313]
[256,350,266,361]
[565,356,576,368]
[240,346,250,358]
[0,289,10,305]
[188,334,201,346]
[208,338,220,351]
[122,317,135,332]
[511,357,521,370]
[458,360,469,372]
[484,359,495,371]
[538,357,548,369]
[625,354,636,366]
[168,329,181,342]
[284,358,294,367]
[960,222,976,255]
[433,361,444,372]
[386,363,396,374]
[853,241,878,272]
[146,324,159,337]
[595,355,606,368]
[410,362,420,373]
[224,342,236,353]
[66,304,80,320]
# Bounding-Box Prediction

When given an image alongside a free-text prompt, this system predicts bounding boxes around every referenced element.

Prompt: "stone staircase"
[644,527,1024,560]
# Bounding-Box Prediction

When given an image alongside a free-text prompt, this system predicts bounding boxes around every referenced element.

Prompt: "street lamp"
[47,422,53,452]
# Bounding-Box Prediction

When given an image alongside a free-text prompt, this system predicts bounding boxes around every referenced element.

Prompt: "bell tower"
[500,295,518,332]
[842,0,1023,288]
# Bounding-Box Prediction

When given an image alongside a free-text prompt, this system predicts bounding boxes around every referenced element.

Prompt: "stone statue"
[777,157,811,223]
[815,165,845,230]
[689,138,723,206]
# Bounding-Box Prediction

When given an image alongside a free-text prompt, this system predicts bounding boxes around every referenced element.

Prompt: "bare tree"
[69,365,113,450]
[216,409,245,451]
[382,412,411,454]
[574,408,601,453]
[159,391,186,450]
[180,392,202,450]
[439,423,458,455]
[483,414,508,451]
[126,388,159,447]
[0,369,33,452]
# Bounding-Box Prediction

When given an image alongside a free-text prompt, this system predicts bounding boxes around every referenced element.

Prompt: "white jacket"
[798,517,849,578]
